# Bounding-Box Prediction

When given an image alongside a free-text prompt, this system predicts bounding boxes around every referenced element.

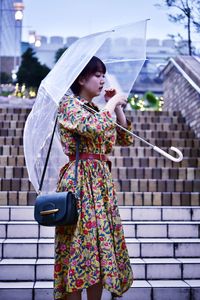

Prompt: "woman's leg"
[86,280,103,300]
[64,290,82,300]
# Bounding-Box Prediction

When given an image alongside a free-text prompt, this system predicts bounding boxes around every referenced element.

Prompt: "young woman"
[54,56,134,300]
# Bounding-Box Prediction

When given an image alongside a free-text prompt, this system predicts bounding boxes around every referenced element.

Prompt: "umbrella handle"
[153,146,183,162]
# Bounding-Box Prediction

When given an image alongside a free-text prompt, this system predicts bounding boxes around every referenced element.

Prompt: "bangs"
[91,59,106,74]
[81,56,106,78]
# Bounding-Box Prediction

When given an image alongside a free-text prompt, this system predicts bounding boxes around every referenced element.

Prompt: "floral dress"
[54,94,134,299]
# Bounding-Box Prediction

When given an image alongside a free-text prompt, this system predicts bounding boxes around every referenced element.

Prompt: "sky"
[22,0,190,42]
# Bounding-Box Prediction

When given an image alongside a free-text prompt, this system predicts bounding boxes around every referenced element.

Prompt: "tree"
[0,72,12,84]
[193,0,200,32]
[17,47,50,88]
[54,47,68,63]
[155,0,200,55]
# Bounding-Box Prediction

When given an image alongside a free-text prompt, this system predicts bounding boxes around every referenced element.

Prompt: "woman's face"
[79,71,105,98]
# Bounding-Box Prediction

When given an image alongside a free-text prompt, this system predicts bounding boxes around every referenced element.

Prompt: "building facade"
[30,35,79,68]
[0,0,23,77]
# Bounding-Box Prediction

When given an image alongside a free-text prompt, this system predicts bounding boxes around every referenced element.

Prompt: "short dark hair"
[70,56,106,95]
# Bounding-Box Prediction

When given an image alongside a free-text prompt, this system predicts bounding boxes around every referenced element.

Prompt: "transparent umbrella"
[23,19,149,194]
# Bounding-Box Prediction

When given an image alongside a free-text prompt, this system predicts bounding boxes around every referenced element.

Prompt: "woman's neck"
[78,91,93,103]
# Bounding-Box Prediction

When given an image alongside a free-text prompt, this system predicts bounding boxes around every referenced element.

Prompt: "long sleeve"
[57,95,116,138]
[115,117,134,146]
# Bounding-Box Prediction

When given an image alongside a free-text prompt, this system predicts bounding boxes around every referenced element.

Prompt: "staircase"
[0,107,200,300]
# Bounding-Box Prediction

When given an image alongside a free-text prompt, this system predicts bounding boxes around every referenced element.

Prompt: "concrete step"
[0,121,26,129]
[0,114,28,121]
[8,256,200,281]
[1,155,199,168]
[1,178,199,193]
[1,258,200,282]
[126,238,200,258]
[0,178,35,191]
[0,205,200,298]
[0,191,37,206]
[111,146,200,158]
[0,108,31,114]
[0,145,24,156]
[0,128,196,139]
[0,155,26,166]
[1,280,200,300]
[0,220,199,239]
[110,156,200,168]
[123,115,186,123]
[0,191,200,206]
[0,114,186,124]
[1,136,200,147]
[1,145,199,158]
[0,206,200,221]
[114,179,200,192]
[0,166,29,178]
[122,191,199,207]
[0,136,24,146]
[0,128,24,137]
[1,166,200,180]
[0,108,182,116]
[1,237,200,259]
[0,120,193,131]
[125,110,183,117]
[112,167,200,180]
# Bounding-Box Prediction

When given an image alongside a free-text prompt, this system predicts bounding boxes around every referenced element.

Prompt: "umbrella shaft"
[113,120,153,147]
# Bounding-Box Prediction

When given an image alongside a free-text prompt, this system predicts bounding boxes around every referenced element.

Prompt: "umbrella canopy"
[23,19,148,193]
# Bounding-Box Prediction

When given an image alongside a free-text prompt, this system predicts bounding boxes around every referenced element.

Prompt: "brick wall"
[162,55,200,138]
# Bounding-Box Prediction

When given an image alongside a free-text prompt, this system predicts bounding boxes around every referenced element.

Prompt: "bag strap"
[38,116,80,193]
[73,133,80,186]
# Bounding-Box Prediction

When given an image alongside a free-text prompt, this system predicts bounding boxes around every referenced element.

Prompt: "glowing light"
[12,73,17,81]
[15,10,23,20]
[35,38,41,47]
[29,31,36,44]
[13,2,24,20]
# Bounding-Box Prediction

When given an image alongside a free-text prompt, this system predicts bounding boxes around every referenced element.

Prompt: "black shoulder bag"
[34,116,80,226]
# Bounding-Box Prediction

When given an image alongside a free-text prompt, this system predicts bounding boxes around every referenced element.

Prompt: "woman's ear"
[78,76,86,86]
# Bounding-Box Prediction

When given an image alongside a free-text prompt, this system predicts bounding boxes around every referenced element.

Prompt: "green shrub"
[128,91,164,111]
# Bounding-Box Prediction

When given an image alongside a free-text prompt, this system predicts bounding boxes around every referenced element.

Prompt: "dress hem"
[54,276,134,298]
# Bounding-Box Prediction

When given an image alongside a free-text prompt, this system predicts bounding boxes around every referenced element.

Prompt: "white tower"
[0,0,24,80]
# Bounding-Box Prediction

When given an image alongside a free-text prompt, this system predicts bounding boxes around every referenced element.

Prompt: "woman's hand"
[104,88,116,102]
[103,89,128,128]
[103,91,128,114]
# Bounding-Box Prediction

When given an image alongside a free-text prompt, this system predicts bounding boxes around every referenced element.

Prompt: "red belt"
[68,153,112,171]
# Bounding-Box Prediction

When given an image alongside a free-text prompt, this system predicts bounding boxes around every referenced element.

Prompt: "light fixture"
[35,36,41,47]
[13,2,24,21]
[15,10,23,21]
[29,31,36,44]
[11,70,17,81]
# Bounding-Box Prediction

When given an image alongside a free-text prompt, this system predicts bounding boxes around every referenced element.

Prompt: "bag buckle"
[40,208,59,216]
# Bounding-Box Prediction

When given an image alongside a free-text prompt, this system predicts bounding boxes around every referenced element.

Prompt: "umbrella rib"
[105,58,146,63]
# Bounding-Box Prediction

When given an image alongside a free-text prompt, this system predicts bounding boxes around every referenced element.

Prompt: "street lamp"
[0,1,25,86]
[13,2,24,20]
[12,2,24,82]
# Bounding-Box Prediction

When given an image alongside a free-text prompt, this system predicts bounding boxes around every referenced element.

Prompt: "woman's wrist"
[115,106,128,128]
